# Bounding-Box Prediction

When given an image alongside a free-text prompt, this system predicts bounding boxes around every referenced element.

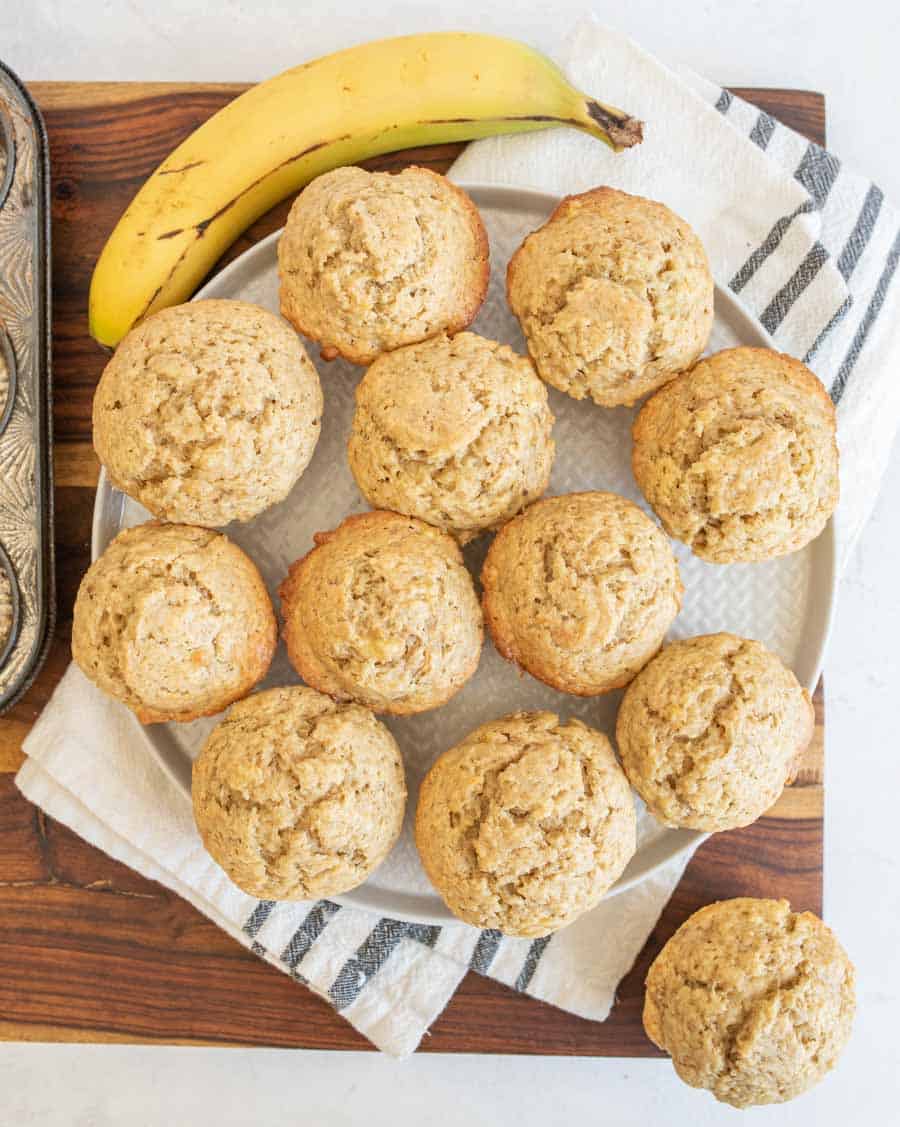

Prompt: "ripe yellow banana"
[89,32,642,348]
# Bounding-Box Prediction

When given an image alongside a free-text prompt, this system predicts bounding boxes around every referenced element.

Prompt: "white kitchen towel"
[17,21,900,1057]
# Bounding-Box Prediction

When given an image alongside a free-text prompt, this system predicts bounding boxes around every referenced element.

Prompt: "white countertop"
[3,2,899,1124]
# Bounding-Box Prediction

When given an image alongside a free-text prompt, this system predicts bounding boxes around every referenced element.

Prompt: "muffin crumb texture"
[278,166,489,364]
[482,492,682,695]
[279,510,483,715]
[616,633,814,831]
[414,712,635,933]
[416,711,636,936]
[644,898,855,1107]
[507,187,713,407]
[349,331,555,541]
[72,522,275,723]
[92,299,323,527]
[192,686,406,900]
[632,346,839,562]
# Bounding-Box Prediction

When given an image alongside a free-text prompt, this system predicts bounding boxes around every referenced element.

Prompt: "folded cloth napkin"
[17,20,900,1057]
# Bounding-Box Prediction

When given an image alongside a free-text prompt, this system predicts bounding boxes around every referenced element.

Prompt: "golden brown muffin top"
[278,166,488,365]
[93,299,322,527]
[507,187,713,407]
[192,686,406,900]
[348,332,554,542]
[632,346,839,563]
[482,492,682,695]
[617,633,814,831]
[416,710,636,936]
[279,510,483,715]
[72,522,275,723]
[644,897,855,1108]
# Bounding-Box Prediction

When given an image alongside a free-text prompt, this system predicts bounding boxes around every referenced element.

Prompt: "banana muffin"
[192,686,406,900]
[632,347,839,562]
[416,711,636,936]
[72,522,276,723]
[644,898,855,1108]
[506,187,713,407]
[278,166,489,365]
[616,634,814,832]
[348,332,555,542]
[481,492,683,695]
[93,299,323,527]
[279,510,482,715]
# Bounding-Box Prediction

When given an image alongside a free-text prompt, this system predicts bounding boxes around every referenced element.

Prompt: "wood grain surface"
[0,82,826,1053]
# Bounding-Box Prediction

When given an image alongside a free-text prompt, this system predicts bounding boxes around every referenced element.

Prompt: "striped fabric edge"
[714,86,899,406]
[239,899,561,1014]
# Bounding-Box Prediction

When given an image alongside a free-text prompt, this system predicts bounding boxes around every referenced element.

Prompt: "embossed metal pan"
[0,61,54,712]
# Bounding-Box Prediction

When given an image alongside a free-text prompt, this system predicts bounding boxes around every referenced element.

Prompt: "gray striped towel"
[17,20,900,1056]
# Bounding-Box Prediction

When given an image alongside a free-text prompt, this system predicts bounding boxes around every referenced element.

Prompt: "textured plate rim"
[91,182,837,927]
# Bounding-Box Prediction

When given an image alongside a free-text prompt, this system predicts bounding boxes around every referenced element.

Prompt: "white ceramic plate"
[92,183,836,926]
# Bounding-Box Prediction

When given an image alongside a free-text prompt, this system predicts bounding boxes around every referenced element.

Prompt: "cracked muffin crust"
[415,711,636,936]
[93,299,323,527]
[192,686,406,900]
[506,187,713,407]
[644,898,855,1108]
[632,346,840,562]
[348,332,555,542]
[278,166,489,365]
[279,510,483,715]
[481,492,683,696]
[72,522,276,723]
[616,633,814,831]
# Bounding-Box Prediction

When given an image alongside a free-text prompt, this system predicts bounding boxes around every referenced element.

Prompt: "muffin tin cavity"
[0,61,53,711]
[0,327,17,437]
[0,101,15,213]
[0,542,20,671]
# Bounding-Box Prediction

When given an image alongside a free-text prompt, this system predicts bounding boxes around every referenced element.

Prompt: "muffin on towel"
[481,492,682,695]
[279,510,482,715]
[506,187,713,407]
[416,711,636,936]
[93,299,323,527]
[632,346,839,562]
[72,522,275,723]
[348,332,555,542]
[192,686,406,900]
[278,165,489,365]
[644,898,855,1108]
[616,633,814,832]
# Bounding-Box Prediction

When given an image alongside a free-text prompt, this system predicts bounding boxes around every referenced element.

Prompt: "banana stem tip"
[587,100,644,150]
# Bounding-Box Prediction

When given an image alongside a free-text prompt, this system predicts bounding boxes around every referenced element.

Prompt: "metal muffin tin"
[0,61,53,712]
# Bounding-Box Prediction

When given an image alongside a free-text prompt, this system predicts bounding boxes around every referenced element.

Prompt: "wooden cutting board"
[0,82,825,1053]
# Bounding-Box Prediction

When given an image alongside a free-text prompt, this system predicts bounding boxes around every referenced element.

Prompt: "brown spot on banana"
[137,241,194,322]
[158,160,208,175]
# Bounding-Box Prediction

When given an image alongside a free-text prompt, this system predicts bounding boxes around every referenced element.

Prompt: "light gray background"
[4,2,900,1124]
